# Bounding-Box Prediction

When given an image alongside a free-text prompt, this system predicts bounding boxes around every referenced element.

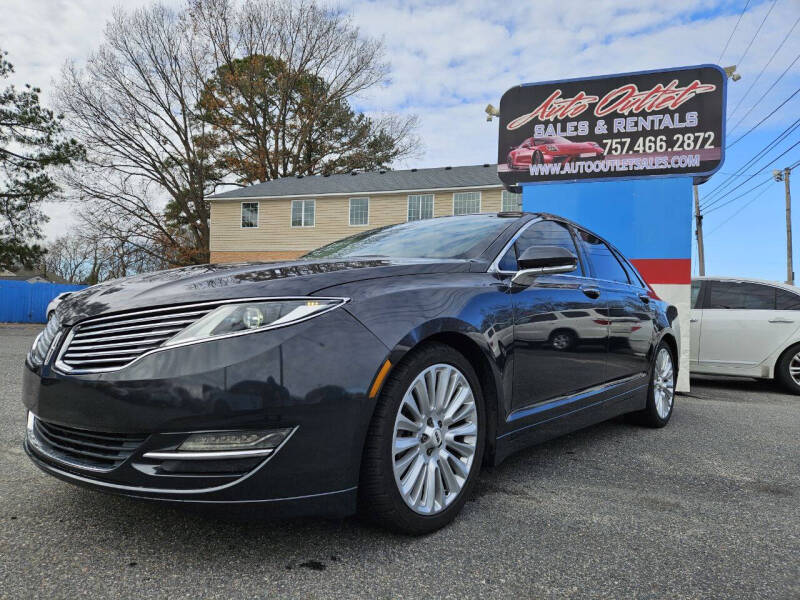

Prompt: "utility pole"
[774,168,794,285]
[693,184,705,276]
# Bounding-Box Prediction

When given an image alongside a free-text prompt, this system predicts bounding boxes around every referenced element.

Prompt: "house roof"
[209,164,503,200]
[0,269,70,284]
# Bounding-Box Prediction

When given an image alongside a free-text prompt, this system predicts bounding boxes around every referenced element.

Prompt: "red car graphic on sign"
[506,136,605,170]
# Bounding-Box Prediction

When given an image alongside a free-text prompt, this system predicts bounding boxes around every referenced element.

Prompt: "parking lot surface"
[1,323,797,599]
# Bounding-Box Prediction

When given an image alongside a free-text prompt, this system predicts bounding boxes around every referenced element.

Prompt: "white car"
[45,292,73,320]
[690,276,800,393]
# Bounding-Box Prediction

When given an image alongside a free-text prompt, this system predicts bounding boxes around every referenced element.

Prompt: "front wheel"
[775,343,800,395]
[630,342,675,427]
[359,343,485,535]
[532,151,543,165]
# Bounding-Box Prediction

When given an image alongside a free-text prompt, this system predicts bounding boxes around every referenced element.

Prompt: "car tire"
[507,153,515,170]
[549,329,576,351]
[532,151,543,165]
[629,341,676,428]
[775,343,800,395]
[359,342,485,535]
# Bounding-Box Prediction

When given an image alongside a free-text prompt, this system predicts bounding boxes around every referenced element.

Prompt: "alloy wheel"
[552,333,572,351]
[391,363,478,515]
[653,348,674,419]
[788,352,800,385]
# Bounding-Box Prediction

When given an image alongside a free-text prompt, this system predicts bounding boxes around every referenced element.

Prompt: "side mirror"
[511,246,577,286]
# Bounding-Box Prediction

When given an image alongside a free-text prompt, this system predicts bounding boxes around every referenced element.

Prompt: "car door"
[697,280,800,369]
[689,280,704,366]
[575,229,653,382]
[499,219,609,413]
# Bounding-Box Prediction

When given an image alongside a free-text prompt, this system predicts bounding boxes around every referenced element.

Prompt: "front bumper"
[22,308,389,515]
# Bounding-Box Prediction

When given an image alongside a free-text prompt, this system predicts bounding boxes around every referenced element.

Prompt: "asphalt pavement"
[1,323,797,599]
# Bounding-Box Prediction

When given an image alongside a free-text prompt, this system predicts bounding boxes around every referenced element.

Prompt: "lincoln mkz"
[23,213,679,534]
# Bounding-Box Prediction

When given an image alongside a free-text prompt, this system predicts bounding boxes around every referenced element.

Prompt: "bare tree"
[57,4,219,264]
[57,1,420,266]
[191,0,420,182]
[41,235,92,283]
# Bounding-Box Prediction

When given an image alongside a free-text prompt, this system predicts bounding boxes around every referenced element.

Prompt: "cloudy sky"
[2,0,800,280]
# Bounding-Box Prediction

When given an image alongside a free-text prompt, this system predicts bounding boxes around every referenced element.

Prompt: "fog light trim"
[142,448,275,460]
[141,427,296,461]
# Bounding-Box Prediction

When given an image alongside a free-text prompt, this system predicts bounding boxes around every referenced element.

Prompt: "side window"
[620,255,647,288]
[707,281,775,309]
[498,220,583,275]
[577,231,629,284]
[776,288,800,310]
[691,281,702,308]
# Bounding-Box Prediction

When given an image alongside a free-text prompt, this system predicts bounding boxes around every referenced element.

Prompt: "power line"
[704,138,800,211]
[706,185,772,236]
[705,118,800,209]
[728,86,800,149]
[705,141,800,213]
[728,54,800,137]
[728,16,800,120]
[734,0,778,69]
[705,177,772,216]
[703,116,800,207]
[718,0,751,63]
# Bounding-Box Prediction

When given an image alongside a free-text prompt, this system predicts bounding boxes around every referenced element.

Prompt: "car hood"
[56,258,472,325]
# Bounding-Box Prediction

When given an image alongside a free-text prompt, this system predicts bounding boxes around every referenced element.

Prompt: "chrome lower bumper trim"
[142,448,274,460]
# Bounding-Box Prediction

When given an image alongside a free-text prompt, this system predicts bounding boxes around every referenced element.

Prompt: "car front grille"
[58,302,225,372]
[30,416,146,472]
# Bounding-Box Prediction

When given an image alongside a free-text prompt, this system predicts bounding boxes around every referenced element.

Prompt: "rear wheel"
[507,153,515,170]
[630,342,675,427]
[549,329,576,351]
[359,343,485,534]
[775,344,800,395]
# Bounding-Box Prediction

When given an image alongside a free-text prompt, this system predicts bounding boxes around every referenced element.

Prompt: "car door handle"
[581,286,601,299]
[690,318,699,323]
[638,293,650,303]
[768,318,795,323]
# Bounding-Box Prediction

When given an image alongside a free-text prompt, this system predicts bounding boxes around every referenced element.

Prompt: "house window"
[241,202,259,228]
[349,197,369,226]
[291,199,315,227]
[407,194,434,221]
[501,190,522,212]
[453,191,481,216]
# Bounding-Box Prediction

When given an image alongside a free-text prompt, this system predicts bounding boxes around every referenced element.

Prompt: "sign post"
[497,65,728,392]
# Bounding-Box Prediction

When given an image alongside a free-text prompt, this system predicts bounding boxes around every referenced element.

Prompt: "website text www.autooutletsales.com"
[529,153,701,176]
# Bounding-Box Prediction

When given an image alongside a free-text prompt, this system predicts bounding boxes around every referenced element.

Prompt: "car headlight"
[162,297,348,346]
[28,314,62,367]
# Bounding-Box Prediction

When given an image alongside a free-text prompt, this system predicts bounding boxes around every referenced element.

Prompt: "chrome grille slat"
[71,319,199,336]
[77,309,212,332]
[82,300,232,324]
[58,301,227,373]
[66,338,167,351]
[64,347,161,358]
[61,356,146,365]
[71,328,184,343]
[31,417,146,472]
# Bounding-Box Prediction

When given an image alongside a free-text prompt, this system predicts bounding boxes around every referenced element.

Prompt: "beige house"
[208,164,521,263]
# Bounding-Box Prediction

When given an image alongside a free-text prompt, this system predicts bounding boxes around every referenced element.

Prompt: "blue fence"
[0,281,87,323]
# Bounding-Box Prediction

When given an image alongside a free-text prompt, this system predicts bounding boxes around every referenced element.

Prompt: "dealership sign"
[497,65,726,186]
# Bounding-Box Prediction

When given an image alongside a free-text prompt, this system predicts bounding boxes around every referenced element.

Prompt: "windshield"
[303,215,516,260]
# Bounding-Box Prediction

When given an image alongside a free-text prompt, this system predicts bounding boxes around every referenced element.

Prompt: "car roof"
[693,276,800,293]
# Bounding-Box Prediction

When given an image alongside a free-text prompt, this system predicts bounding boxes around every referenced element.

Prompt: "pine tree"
[0,50,83,269]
